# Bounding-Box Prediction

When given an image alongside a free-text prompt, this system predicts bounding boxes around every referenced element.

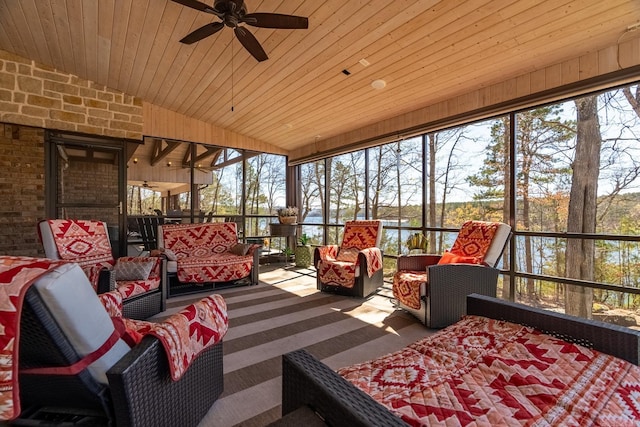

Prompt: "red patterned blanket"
[118,294,228,380]
[0,256,67,420]
[338,315,640,426]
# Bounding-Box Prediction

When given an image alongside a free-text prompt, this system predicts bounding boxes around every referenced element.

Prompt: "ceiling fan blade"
[170,0,220,16]
[234,26,268,62]
[241,13,308,29]
[180,22,225,44]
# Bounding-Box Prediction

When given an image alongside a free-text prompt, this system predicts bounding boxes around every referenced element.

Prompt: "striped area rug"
[155,266,433,427]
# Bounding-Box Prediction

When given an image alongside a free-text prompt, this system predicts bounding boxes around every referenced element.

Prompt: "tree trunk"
[565,95,601,318]
[501,118,511,299]
[428,134,437,252]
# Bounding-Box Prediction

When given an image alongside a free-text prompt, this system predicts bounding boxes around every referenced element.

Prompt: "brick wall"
[0,49,141,256]
[0,124,45,256]
[0,49,143,140]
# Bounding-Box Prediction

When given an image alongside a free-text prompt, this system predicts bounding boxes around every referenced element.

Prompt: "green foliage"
[298,233,310,246]
[282,246,294,257]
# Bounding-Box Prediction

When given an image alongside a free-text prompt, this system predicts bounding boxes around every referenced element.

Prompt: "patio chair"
[38,219,165,319]
[392,220,511,328]
[136,215,165,253]
[13,261,224,427]
[314,220,384,298]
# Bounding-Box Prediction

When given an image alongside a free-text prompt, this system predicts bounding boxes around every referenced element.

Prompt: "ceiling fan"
[171,0,309,62]
[142,181,158,189]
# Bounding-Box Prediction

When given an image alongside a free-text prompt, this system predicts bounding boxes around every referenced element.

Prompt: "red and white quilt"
[338,315,640,426]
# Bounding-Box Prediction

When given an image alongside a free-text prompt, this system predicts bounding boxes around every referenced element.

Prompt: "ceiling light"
[359,58,370,67]
[371,79,386,90]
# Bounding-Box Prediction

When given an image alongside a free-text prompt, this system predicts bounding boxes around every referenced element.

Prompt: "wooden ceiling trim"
[142,102,287,155]
[262,1,633,147]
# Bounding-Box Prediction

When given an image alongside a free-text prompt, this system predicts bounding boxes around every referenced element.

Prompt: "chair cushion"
[114,258,155,281]
[40,219,114,268]
[230,243,253,256]
[341,220,383,250]
[336,247,359,263]
[436,251,483,265]
[449,221,499,263]
[33,263,131,384]
[176,253,253,283]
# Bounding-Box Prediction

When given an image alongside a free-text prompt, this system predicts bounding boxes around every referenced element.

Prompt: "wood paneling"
[0,0,638,156]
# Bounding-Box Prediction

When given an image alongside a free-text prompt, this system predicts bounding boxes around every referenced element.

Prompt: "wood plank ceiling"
[0,0,638,153]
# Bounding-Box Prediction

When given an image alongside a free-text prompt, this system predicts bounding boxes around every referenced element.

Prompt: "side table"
[269,223,297,263]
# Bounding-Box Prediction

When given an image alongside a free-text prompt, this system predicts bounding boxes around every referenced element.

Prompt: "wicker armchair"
[15,262,223,427]
[392,221,511,328]
[38,219,165,319]
[314,220,384,298]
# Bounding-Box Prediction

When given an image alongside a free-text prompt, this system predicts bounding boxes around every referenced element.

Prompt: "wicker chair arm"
[107,336,223,427]
[282,349,407,427]
[396,254,441,271]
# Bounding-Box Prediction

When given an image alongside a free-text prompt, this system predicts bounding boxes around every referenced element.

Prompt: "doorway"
[45,132,128,257]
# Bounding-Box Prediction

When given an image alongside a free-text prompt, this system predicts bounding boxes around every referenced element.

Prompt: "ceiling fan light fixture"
[371,79,386,90]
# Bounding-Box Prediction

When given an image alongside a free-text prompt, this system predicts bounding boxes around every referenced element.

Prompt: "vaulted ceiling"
[0,0,638,154]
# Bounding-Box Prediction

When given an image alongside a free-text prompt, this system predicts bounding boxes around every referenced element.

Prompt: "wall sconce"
[167,161,172,167]
[133,158,138,164]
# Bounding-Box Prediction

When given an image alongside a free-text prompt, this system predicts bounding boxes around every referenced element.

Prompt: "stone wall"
[0,50,143,140]
[0,124,45,256]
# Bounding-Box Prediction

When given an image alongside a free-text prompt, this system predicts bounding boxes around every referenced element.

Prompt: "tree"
[469,109,573,301]
[565,95,601,318]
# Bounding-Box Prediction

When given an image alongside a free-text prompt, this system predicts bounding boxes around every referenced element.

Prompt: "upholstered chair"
[393,220,511,328]
[39,219,165,319]
[314,220,384,298]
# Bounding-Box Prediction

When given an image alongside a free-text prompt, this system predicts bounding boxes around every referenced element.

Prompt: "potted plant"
[406,232,428,254]
[295,233,312,268]
[277,206,298,224]
[282,246,294,263]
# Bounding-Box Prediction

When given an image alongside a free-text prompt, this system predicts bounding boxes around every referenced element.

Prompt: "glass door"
[46,133,126,257]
